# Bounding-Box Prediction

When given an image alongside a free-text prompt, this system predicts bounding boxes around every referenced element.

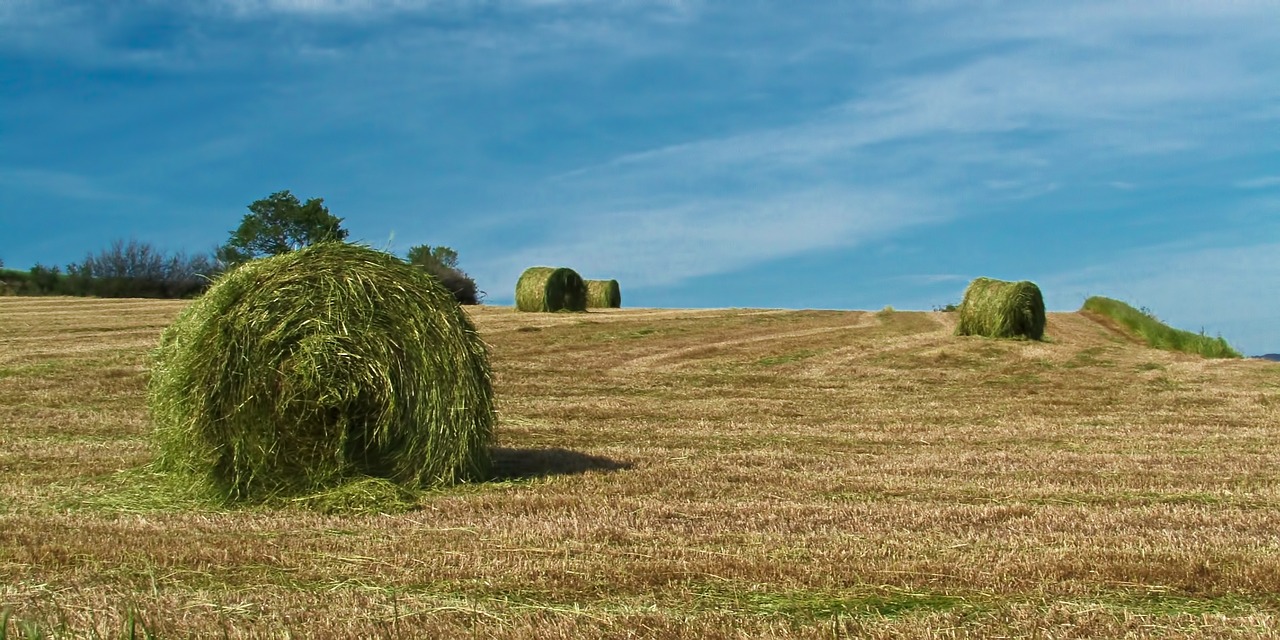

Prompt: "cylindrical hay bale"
[148,242,495,502]
[515,266,587,312]
[955,277,1046,340]
[584,279,621,309]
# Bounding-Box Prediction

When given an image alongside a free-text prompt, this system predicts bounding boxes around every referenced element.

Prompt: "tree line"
[0,190,480,304]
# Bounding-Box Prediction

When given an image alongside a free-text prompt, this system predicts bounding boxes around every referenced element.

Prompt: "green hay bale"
[584,279,622,309]
[515,266,587,312]
[148,242,495,503]
[955,277,1046,340]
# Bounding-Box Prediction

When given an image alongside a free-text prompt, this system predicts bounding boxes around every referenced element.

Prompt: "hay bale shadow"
[490,447,631,481]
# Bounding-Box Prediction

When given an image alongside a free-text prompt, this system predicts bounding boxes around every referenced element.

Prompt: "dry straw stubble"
[955,276,1046,340]
[515,266,587,312]
[147,242,496,503]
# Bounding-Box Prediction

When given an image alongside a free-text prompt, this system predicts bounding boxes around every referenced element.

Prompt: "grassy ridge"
[1081,296,1241,358]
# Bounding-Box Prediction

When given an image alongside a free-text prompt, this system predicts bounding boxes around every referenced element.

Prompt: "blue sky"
[1,1,1277,354]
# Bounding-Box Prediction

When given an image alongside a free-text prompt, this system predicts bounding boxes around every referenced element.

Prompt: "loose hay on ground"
[147,242,496,503]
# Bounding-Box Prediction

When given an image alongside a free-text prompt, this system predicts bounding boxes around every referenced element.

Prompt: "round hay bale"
[584,279,622,309]
[955,277,1046,340]
[148,243,495,502]
[514,266,587,312]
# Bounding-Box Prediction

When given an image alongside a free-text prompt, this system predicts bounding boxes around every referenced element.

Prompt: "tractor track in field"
[609,312,882,374]
[798,313,952,378]
[474,308,792,335]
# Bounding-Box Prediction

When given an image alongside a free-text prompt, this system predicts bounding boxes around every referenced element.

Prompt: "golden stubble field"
[2,297,1280,638]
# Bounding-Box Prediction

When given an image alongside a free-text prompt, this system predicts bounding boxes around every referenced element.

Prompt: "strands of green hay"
[292,476,418,515]
[514,266,587,312]
[584,279,622,309]
[955,277,1046,340]
[148,242,496,504]
[1081,296,1241,358]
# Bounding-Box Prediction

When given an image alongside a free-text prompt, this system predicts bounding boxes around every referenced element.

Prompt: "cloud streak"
[472,188,942,297]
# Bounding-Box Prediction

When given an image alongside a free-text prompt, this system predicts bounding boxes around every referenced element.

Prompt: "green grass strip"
[1082,296,1240,358]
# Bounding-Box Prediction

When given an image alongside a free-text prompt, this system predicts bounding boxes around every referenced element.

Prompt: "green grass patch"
[1082,297,1241,358]
[984,372,1044,386]
[290,476,419,515]
[590,326,666,341]
[65,469,422,516]
[58,467,229,514]
[694,587,972,621]
[1103,592,1279,616]
[755,350,819,367]
[0,362,71,379]
[1064,346,1114,369]
[0,606,158,640]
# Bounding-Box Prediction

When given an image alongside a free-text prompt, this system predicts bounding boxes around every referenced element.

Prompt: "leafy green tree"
[219,190,348,265]
[406,244,480,305]
[29,263,63,294]
[406,245,459,270]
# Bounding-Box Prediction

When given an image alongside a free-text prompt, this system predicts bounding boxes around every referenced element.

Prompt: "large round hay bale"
[148,243,495,502]
[584,279,621,309]
[955,277,1046,340]
[515,266,586,312]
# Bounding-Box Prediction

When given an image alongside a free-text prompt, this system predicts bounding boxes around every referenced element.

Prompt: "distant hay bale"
[585,279,621,309]
[955,277,1046,340]
[148,242,495,503]
[515,266,587,312]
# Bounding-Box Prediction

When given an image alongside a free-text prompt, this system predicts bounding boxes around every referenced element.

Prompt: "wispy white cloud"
[214,0,698,18]
[566,43,1263,184]
[471,188,943,297]
[216,0,429,15]
[890,274,969,287]
[0,0,696,71]
[0,168,140,203]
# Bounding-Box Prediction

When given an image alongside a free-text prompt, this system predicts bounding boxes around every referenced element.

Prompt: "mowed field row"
[2,297,1280,638]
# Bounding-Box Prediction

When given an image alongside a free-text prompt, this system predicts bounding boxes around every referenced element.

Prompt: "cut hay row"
[148,242,495,503]
[585,279,622,309]
[515,266,587,312]
[955,277,1046,340]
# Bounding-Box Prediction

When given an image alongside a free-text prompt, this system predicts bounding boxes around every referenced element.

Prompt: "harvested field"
[3,297,1280,638]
